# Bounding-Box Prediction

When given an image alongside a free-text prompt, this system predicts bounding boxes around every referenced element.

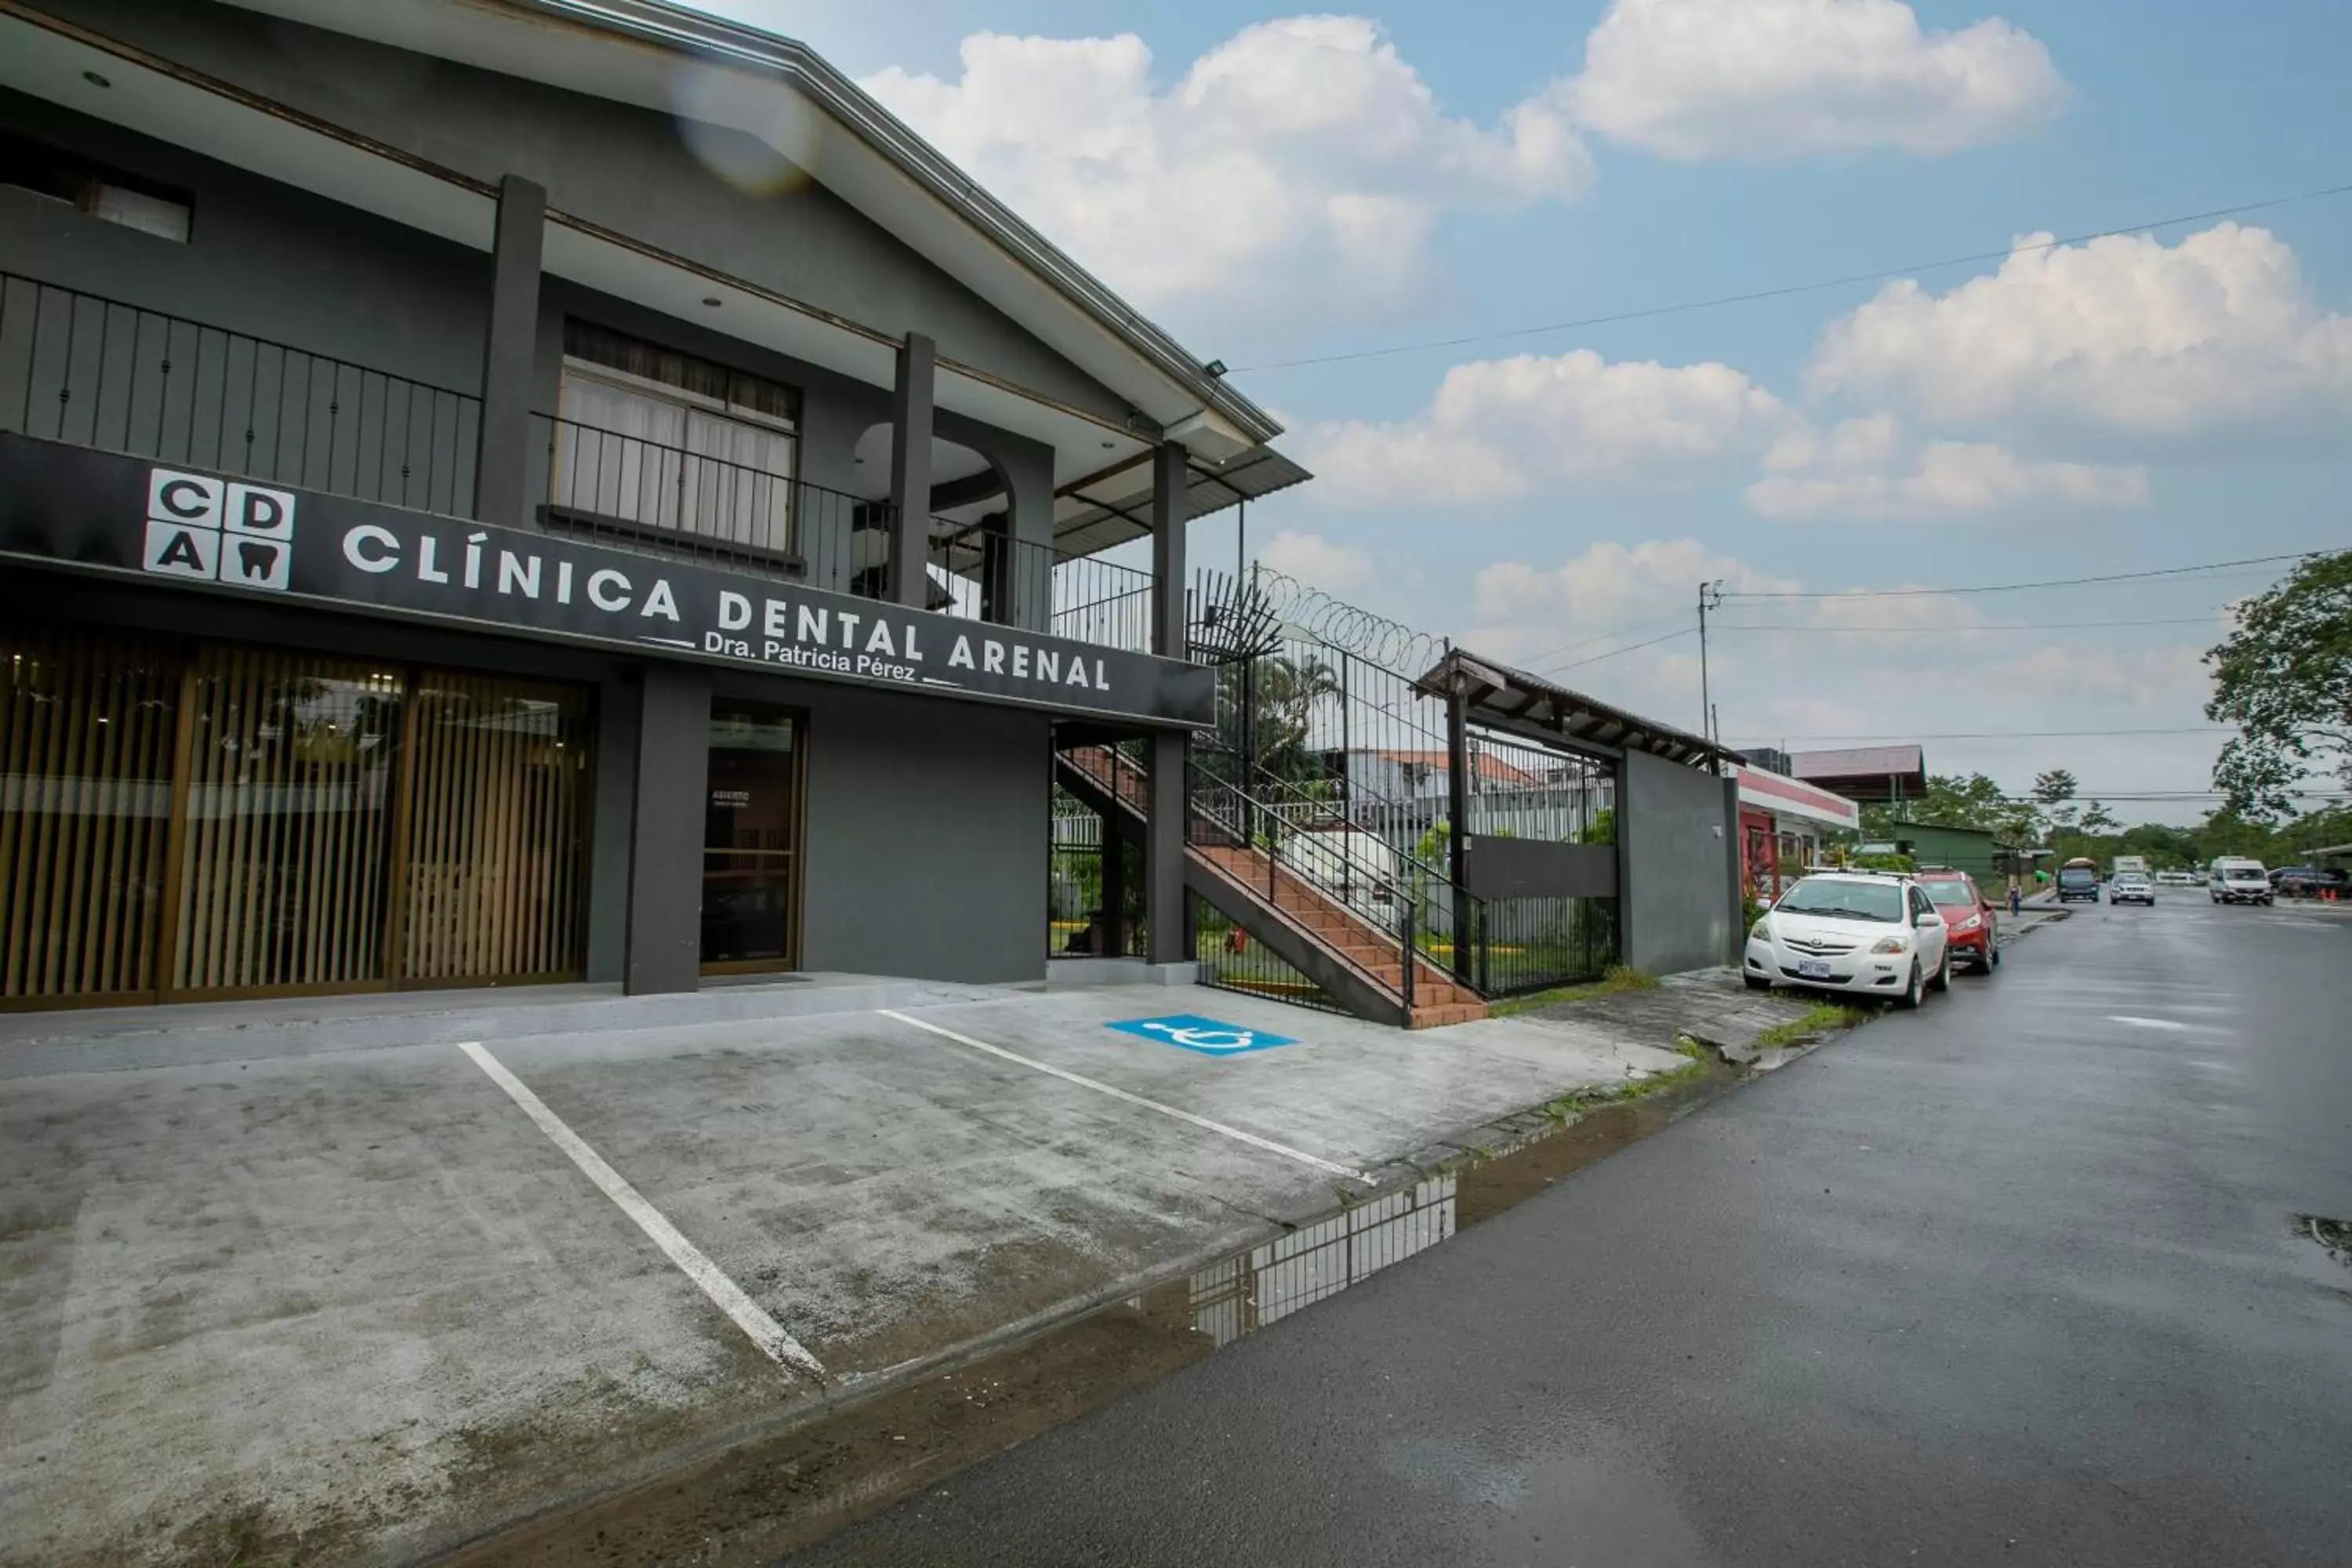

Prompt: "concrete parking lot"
[1,977,1705,1566]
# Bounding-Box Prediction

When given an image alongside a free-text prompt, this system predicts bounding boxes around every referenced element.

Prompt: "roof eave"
[515,0,1283,448]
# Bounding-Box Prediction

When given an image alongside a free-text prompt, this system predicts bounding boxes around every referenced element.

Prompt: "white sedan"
[1743,871,1953,1010]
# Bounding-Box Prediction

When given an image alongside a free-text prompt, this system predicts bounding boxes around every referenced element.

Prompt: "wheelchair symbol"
[1136,1021,1259,1052]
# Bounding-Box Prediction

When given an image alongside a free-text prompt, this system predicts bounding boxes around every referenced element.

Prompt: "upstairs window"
[0,130,191,242]
[552,321,800,554]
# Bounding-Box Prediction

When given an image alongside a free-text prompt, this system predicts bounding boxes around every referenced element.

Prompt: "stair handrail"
[1185,757,1486,996]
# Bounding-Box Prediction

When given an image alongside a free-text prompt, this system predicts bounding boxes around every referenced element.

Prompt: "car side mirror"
[1915,911,1936,927]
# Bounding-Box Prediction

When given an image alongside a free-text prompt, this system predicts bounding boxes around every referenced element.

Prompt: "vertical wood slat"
[169,647,400,995]
[5,630,588,1006]
[397,673,586,982]
[0,628,180,1003]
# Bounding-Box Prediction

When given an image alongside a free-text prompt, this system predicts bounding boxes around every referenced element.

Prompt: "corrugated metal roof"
[1789,744,1926,779]
[1414,650,1740,769]
[1052,445,1313,555]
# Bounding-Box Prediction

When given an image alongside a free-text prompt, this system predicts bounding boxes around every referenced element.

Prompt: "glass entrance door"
[701,703,802,972]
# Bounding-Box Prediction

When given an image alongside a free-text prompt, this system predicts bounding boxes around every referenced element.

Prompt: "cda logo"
[141,468,296,592]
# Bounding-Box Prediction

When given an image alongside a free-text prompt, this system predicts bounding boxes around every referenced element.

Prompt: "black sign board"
[0,434,1212,728]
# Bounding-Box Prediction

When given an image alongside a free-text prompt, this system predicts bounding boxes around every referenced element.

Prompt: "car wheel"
[1744,973,1771,993]
[1928,947,1951,993]
[1894,961,1923,1011]
[1987,939,2002,971]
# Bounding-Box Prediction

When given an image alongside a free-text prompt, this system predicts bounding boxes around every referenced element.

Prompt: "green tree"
[2031,768,2080,835]
[1867,771,2032,838]
[2079,800,2121,835]
[2207,549,2352,821]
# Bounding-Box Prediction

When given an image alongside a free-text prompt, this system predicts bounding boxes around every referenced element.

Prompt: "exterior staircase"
[1055,744,1488,1029]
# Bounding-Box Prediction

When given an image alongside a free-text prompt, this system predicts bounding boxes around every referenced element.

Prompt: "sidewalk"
[0,970,1829,1566]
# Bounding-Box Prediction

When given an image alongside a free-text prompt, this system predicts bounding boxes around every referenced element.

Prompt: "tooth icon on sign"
[234,539,281,583]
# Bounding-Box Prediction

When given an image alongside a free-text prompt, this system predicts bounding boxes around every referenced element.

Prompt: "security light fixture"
[83,71,111,88]
[701,296,721,307]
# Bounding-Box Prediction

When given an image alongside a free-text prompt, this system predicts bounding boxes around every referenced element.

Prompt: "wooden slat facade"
[0,624,592,1008]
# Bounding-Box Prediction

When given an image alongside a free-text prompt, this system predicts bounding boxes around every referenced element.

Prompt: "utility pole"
[1697,579,1725,771]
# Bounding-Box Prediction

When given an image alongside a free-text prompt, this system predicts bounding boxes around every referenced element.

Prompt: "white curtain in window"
[684,409,795,550]
[555,371,686,529]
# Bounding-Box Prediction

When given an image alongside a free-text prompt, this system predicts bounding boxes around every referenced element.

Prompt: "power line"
[1532,625,1696,677]
[1232,179,2352,372]
[1721,550,2322,601]
[1509,612,1689,669]
[1737,726,2234,742]
[1716,614,2225,633]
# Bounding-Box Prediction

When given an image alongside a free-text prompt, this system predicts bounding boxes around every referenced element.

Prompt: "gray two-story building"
[0,0,1305,1010]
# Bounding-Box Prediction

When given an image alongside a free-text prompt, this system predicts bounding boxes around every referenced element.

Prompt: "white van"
[2209,858,2271,906]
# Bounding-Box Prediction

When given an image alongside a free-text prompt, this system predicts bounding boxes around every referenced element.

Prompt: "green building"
[1888,821,2013,887]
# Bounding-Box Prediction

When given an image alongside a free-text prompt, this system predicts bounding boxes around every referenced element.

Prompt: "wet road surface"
[784,897,2352,1566]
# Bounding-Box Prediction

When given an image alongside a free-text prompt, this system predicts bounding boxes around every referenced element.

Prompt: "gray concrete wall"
[1619,750,1736,976]
[713,672,1048,985]
[32,0,1130,423]
[0,88,491,396]
[3,78,1066,555]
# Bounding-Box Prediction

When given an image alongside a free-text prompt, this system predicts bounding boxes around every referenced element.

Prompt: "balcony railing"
[1,270,481,515]
[927,520,1158,653]
[0,270,1163,655]
[535,413,883,599]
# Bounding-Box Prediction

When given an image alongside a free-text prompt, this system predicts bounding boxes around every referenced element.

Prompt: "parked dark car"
[2276,866,2351,898]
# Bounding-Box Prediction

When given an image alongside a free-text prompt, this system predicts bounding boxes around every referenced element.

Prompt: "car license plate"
[1796,960,1833,979]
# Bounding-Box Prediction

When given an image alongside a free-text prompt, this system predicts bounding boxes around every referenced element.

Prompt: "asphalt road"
[785,895,2352,1568]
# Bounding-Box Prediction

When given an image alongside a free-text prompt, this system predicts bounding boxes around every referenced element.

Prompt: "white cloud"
[1257,529,1374,593]
[861,19,1591,326]
[1568,0,2067,160]
[1747,413,2149,518]
[1471,539,1798,650]
[1298,350,1793,508]
[1809,223,2352,438]
[1455,539,2225,818]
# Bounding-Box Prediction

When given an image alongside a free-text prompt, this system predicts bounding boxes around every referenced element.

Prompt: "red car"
[1915,869,2001,973]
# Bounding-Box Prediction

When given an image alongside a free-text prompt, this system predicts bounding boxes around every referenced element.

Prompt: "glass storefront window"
[701,704,801,970]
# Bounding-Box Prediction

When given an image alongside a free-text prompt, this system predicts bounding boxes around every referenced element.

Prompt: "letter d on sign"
[718,590,753,630]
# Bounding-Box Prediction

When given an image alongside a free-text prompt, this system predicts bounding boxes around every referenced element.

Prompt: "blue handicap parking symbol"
[1105,1013,1298,1057]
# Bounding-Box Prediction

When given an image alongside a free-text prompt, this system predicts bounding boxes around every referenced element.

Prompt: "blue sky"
[691,0,2352,820]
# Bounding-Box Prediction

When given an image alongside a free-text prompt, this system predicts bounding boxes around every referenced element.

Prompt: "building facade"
[0,0,1302,1009]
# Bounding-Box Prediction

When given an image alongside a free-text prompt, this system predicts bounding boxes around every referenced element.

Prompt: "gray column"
[583,676,641,982]
[474,175,546,529]
[1098,810,1127,954]
[1145,441,1190,965]
[624,663,711,995]
[887,332,936,607]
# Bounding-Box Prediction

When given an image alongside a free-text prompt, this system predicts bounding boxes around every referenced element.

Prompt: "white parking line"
[877,1009,1376,1187]
[457,1040,826,1379]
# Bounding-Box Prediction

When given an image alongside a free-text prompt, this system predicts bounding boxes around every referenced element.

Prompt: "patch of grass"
[1534,1056,1708,1123]
[1488,964,1662,1018]
[1672,1034,1711,1062]
[1753,1002,1872,1051]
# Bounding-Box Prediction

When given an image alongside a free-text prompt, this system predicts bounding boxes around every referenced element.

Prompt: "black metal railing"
[1459,893,1617,996]
[1190,892,1351,1016]
[1,270,482,515]
[1185,750,1618,1002]
[536,413,886,596]
[1049,786,1144,956]
[927,522,1158,652]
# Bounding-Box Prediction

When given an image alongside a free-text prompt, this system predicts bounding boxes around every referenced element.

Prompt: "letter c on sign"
[343,524,401,573]
[159,478,212,519]
[587,568,631,611]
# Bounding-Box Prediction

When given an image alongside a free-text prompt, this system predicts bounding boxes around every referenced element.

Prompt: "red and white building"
[1733,765,1860,901]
